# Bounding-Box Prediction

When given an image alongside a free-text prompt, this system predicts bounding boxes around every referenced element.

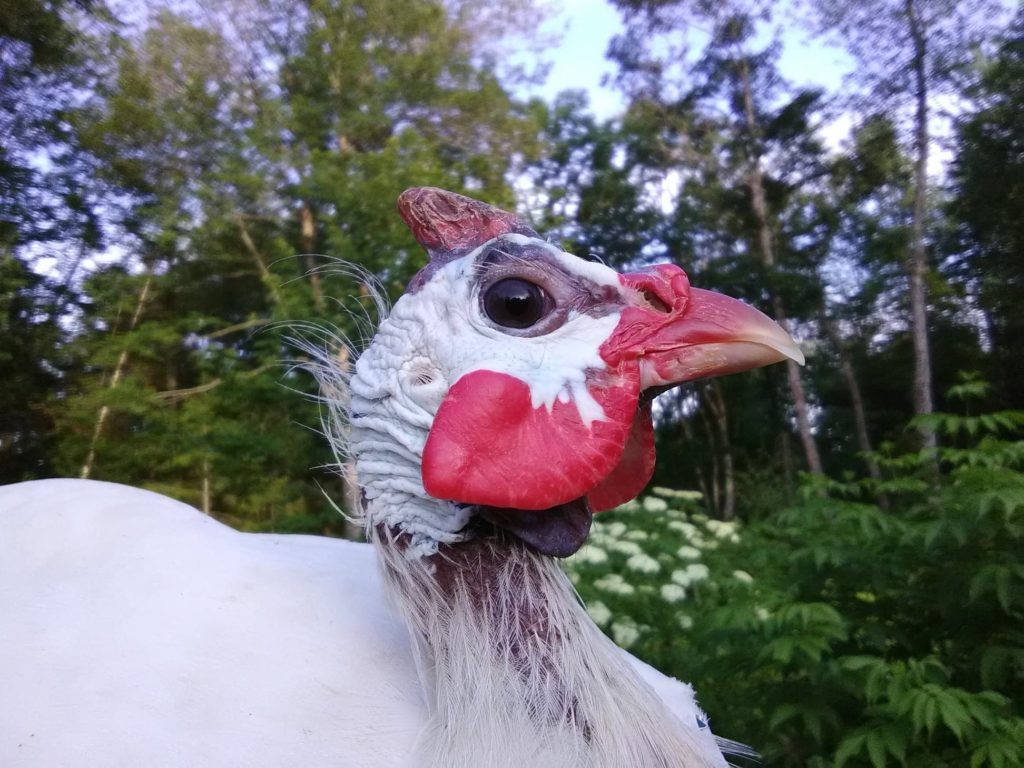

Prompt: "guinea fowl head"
[339,187,800,767]
[349,187,802,557]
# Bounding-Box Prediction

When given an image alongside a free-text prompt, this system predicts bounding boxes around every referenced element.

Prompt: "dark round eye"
[483,278,547,329]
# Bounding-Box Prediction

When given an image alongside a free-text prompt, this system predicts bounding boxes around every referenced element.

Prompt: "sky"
[515,0,1011,174]
[523,0,855,122]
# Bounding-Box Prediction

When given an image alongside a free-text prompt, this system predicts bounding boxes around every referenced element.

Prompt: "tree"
[801,0,1007,450]
[523,90,662,267]
[949,11,1024,409]
[607,1,828,479]
[0,253,62,480]
[0,0,104,480]
[48,0,547,531]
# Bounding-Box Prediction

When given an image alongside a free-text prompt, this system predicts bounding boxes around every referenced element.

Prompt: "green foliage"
[567,394,1024,766]
[15,0,545,533]
[949,12,1024,409]
[0,251,62,479]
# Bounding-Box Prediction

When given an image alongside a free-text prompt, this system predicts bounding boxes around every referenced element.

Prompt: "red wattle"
[422,368,639,510]
[586,403,656,512]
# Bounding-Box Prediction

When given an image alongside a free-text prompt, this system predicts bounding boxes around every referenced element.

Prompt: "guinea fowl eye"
[483,278,547,329]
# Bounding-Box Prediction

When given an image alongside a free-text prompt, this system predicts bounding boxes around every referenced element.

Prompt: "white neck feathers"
[372,526,724,768]
[310,255,726,767]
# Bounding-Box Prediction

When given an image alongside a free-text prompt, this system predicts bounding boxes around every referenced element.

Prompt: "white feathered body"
[0,479,716,767]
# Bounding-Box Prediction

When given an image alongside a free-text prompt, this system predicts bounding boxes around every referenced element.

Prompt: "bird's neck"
[371,524,715,768]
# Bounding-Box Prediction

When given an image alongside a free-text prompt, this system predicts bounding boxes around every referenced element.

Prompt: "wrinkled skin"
[350,187,802,557]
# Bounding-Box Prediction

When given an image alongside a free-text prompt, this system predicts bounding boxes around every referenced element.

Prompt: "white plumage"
[0,478,719,767]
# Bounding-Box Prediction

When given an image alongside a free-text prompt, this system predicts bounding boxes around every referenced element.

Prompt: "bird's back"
[0,479,422,768]
[1,479,717,767]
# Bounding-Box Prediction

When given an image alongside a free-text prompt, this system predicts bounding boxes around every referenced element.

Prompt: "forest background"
[2,0,1022,764]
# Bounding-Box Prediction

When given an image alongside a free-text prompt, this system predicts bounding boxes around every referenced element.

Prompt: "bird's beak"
[635,287,804,389]
[600,264,804,389]
[584,264,802,514]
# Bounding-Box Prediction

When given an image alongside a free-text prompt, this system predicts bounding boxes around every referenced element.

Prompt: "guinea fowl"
[0,188,802,768]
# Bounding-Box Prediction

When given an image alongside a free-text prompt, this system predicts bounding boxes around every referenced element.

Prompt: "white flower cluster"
[642,496,668,513]
[670,563,709,587]
[563,490,755,651]
[676,545,701,560]
[605,521,627,538]
[608,539,644,557]
[625,553,661,574]
[610,618,642,648]
[575,545,608,564]
[667,519,698,537]
[586,600,612,627]
[660,583,686,603]
[594,573,635,596]
[706,519,741,543]
[651,487,704,502]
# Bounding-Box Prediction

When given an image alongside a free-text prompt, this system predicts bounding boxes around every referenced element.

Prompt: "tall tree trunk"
[821,309,888,507]
[680,414,713,508]
[703,381,735,521]
[201,457,212,515]
[737,56,823,475]
[300,200,325,311]
[80,275,152,479]
[236,214,282,305]
[698,404,722,517]
[905,0,937,451]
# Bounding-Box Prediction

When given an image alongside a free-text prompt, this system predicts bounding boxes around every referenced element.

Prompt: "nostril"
[641,288,671,314]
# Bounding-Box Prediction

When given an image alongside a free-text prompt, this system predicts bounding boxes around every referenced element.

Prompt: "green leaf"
[835,734,866,768]
[768,703,802,730]
[938,693,971,742]
[924,696,939,736]
[866,731,887,768]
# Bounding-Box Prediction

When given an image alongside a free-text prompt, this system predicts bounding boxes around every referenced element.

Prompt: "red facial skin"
[422,365,641,511]
[423,265,691,513]
[584,403,655,512]
[397,187,534,257]
[399,188,796,516]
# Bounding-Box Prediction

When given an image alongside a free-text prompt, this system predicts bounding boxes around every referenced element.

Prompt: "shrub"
[566,387,1024,767]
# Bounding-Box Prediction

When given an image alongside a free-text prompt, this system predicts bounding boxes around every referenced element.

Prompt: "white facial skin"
[349,235,627,552]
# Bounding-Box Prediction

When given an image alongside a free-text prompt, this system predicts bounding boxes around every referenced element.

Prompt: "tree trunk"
[201,457,212,515]
[703,381,735,520]
[300,201,325,311]
[698,404,722,517]
[236,214,282,305]
[80,275,152,479]
[737,56,823,475]
[821,309,888,507]
[680,414,713,508]
[905,0,937,451]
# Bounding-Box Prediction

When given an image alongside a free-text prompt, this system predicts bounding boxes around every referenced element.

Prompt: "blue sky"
[525,0,854,120]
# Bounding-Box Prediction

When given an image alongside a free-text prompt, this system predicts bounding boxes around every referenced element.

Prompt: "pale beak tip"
[751,321,805,368]
[786,341,806,367]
